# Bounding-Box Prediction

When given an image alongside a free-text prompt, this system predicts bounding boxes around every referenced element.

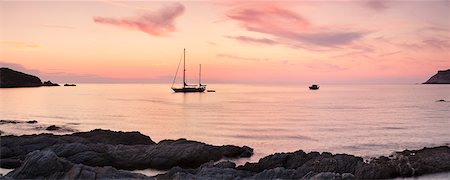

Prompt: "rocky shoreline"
[1,129,449,179]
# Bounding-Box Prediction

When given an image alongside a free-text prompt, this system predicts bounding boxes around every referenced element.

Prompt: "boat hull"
[172,87,206,93]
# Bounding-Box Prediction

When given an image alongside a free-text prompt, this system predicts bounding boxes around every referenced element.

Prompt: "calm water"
[1,84,449,164]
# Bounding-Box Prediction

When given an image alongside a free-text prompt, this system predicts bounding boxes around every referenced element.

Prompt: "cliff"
[0,68,43,88]
[423,69,450,84]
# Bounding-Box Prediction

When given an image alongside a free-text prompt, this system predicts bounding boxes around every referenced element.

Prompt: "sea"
[1,83,449,175]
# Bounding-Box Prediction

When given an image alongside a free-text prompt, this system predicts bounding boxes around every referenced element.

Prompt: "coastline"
[1,128,449,179]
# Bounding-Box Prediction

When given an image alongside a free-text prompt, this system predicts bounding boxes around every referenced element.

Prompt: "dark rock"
[236,146,450,179]
[26,120,38,124]
[0,68,42,88]
[4,150,149,179]
[423,69,450,84]
[1,129,252,171]
[0,120,20,124]
[251,167,299,179]
[46,125,61,131]
[42,80,59,86]
[0,158,22,169]
[219,145,253,158]
[214,161,236,169]
[71,129,155,145]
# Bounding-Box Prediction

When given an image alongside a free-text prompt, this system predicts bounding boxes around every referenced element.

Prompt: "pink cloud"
[226,4,310,36]
[225,36,277,45]
[225,4,365,48]
[93,3,184,36]
[217,53,269,62]
[365,0,389,11]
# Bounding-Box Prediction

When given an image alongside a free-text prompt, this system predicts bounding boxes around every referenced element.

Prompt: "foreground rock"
[1,129,253,171]
[423,69,450,84]
[158,146,450,179]
[0,68,42,88]
[2,129,448,179]
[4,150,148,179]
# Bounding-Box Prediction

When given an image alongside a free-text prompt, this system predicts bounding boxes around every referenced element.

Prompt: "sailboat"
[171,49,206,93]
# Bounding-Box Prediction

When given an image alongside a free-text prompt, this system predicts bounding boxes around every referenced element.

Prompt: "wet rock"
[46,125,61,131]
[4,150,149,179]
[26,120,38,124]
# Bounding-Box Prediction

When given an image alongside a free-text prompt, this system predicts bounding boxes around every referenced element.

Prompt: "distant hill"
[0,68,43,88]
[423,69,450,84]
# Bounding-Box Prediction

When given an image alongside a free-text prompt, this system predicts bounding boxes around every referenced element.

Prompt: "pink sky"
[1,0,448,83]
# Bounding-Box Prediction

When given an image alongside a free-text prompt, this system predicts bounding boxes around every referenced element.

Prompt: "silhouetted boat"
[64,84,76,86]
[207,90,215,92]
[171,49,206,93]
[309,84,319,90]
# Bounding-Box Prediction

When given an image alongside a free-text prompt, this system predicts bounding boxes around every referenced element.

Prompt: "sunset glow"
[1,0,449,83]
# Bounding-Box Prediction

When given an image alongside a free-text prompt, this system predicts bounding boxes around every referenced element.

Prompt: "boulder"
[0,129,253,171]
[4,150,149,179]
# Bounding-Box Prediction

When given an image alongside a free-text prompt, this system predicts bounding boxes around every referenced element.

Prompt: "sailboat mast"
[199,64,201,85]
[183,48,186,87]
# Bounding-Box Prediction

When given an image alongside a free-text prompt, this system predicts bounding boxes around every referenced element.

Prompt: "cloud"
[93,3,185,36]
[225,36,278,45]
[288,32,364,47]
[41,24,75,29]
[225,4,365,48]
[0,61,41,76]
[0,61,172,83]
[365,0,389,11]
[301,60,347,72]
[226,4,310,34]
[217,53,269,62]
[2,41,42,50]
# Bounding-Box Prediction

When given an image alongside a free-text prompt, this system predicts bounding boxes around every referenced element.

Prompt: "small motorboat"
[207,90,216,92]
[64,84,76,86]
[309,84,319,90]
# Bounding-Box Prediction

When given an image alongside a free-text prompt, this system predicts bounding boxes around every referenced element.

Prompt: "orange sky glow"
[1,0,449,83]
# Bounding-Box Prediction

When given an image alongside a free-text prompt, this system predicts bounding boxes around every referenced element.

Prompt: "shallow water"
[1,84,449,166]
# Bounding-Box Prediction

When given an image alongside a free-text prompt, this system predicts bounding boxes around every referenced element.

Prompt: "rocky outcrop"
[42,80,59,86]
[1,129,253,171]
[158,146,450,179]
[423,69,450,84]
[4,150,149,179]
[0,68,42,88]
[2,129,449,179]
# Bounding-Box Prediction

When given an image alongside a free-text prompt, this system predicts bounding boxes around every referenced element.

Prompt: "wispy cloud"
[40,24,75,29]
[365,0,389,11]
[93,3,185,36]
[0,61,41,76]
[225,4,365,48]
[301,60,347,72]
[225,36,278,45]
[1,41,42,50]
[217,53,269,62]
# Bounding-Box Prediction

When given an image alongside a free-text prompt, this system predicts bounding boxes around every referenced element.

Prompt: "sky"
[1,0,449,84]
